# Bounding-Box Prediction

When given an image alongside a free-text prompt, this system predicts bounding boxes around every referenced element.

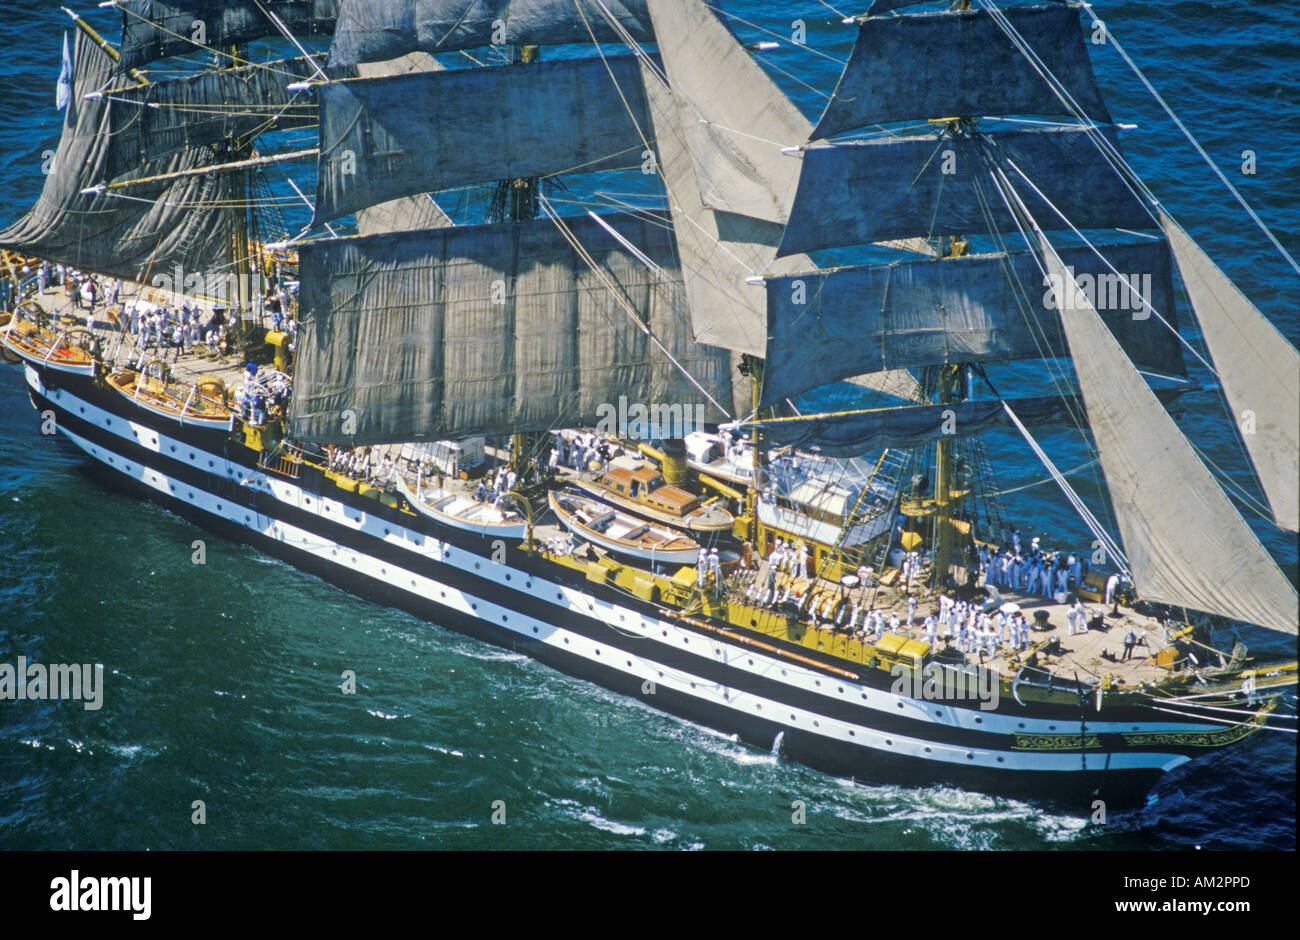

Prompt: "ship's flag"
[56,32,72,110]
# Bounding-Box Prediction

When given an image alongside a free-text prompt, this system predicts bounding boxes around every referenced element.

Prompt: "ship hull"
[13,361,1262,812]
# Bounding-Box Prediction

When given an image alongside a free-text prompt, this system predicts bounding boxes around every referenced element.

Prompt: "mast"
[60,6,148,87]
[507,45,540,478]
[931,363,962,590]
[226,43,254,353]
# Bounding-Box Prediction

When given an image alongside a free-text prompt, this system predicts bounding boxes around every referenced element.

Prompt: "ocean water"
[0,0,1295,851]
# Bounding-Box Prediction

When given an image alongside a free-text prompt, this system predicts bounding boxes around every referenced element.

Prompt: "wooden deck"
[17,281,266,392]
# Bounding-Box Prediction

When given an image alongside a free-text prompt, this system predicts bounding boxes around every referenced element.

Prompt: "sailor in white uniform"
[794,541,809,580]
[923,615,937,646]
[906,594,918,626]
[1104,573,1120,605]
[697,548,709,588]
[707,548,721,586]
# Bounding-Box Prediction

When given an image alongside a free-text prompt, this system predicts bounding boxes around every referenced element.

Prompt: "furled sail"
[116,0,340,71]
[1161,211,1300,533]
[313,54,654,226]
[104,54,323,179]
[811,4,1112,139]
[761,241,1184,408]
[289,212,732,445]
[644,0,809,224]
[327,0,652,68]
[778,126,1153,256]
[1041,235,1297,635]
[0,32,234,284]
[758,394,1093,457]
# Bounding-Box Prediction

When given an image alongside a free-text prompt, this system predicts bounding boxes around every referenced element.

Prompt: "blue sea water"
[0,0,1294,850]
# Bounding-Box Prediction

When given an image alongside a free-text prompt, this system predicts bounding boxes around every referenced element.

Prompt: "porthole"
[1018,722,1025,729]
[501,615,507,623]
[837,686,844,694]
[505,574,511,582]
[563,637,569,644]
[849,730,855,737]
[997,756,1005,763]
[975,717,983,724]
[532,627,539,634]
[1049,725,1057,731]
[885,739,892,746]
[897,702,904,709]
[967,753,974,760]
[924,747,932,753]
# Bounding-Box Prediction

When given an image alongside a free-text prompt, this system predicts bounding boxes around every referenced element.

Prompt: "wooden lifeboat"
[106,363,234,431]
[549,489,700,566]
[0,315,97,376]
[395,477,529,538]
[572,464,733,533]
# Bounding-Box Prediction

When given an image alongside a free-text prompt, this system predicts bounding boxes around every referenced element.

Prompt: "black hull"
[11,361,1255,813]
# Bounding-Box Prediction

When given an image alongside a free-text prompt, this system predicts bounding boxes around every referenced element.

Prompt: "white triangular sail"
[1161,210,1299,533]
[644,0,809,224]
[1041,235,1297,635]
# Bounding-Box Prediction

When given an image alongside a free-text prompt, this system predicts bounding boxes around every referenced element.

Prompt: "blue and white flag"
[56,32,73,110]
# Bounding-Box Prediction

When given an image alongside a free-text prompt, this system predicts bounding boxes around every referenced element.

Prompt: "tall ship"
[1,0,1295,812]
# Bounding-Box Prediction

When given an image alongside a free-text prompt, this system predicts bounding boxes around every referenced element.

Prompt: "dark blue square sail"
[812,4,1110,139]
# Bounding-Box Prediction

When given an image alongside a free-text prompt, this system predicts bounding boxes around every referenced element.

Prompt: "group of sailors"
[766,537,810,580]
[981,534,1085,598]
[231,365,290,427]
[981,533,1130,606]
[543,533,577,557]
[328,445,402,485]
[552,431,612,474]
[696,546,723,589]
[924,596,1032,655]
[127,303,219,359]
[474,464,518,506]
